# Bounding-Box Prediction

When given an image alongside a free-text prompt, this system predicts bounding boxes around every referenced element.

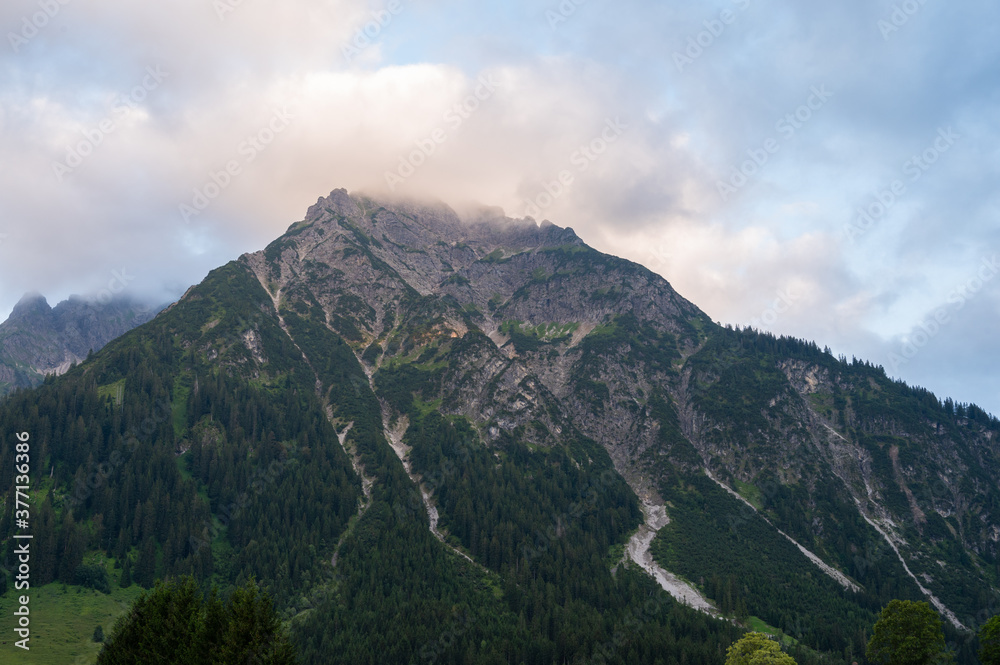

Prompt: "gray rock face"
[219,188,998,627]
[238,189,701,445]
[0,293,161,393]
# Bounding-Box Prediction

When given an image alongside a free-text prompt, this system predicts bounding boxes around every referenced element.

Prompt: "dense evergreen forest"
[2,203,998,664]
[0,262,743,664]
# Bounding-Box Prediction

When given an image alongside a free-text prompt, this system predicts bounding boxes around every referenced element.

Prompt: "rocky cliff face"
[0,293,160,393]
[4,189,993,663]
[226,189,998,632]
[237,190,701,441]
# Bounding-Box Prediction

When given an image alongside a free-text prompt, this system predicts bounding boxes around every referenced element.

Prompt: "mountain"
[1,189,997,665]
[0,292,161,394]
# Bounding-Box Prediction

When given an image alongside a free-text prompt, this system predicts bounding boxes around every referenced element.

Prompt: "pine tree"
[57,511,86,583]
[96,577,297,665]
[135,537,157,589]
[214,579,298,665]
[981,615,1000,665]
[119,556,132,588]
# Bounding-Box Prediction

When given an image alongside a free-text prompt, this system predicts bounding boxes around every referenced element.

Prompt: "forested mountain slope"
[1,189,997,664]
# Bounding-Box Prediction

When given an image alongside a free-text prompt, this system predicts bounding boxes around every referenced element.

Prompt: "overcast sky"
[1,0,998,415]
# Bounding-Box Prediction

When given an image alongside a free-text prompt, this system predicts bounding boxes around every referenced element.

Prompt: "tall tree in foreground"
[97,576,297,665]
[980,615,1000,665]
[866,600,947,665]
[726,632,797,665]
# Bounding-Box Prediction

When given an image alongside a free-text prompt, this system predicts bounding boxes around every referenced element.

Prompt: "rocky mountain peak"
[9,291,51,319]
[239,188,699,370]
[0,293,161,393]
[3,186,997,663]
[301,189,581,253]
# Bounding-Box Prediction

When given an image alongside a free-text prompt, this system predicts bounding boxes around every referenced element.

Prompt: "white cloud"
[0,0,997,414]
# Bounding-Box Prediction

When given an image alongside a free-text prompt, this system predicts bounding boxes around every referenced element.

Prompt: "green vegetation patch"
[481,249,506,263]
[0,582,144,665]
[172,373,192,439]
[500,320,579,354]
[734,480,764,511]
[97,379,125,408]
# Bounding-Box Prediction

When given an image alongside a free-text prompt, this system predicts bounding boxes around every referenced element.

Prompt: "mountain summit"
[1,189,997,664]
[0,293,159,393]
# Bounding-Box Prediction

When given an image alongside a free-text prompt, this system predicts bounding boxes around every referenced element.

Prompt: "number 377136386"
[14,431,31,519]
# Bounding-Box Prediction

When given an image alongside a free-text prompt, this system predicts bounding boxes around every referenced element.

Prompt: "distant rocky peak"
[0,292,163,394]
[9,291,51,318]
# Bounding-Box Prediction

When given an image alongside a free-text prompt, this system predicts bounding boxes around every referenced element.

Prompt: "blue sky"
[1,0,998,415]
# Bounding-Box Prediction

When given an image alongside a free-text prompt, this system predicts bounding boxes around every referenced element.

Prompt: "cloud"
[0,0,997,414]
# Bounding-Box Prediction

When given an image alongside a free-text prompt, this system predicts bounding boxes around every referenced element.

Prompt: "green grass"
[734,480,764,510]
[499,321,579,348]
[538,243,593,256]
[745,614,845,665]
[0,582,144,664]
[172,374,192,439]
[806,392,835,418]
[606,542,627,567]
[747,616,796,646]
[96,379,125,408]
[411,395,443,417]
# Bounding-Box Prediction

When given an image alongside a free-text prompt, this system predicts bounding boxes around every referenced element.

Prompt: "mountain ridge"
[0,292,161,394]
[230,189,998,628]
[1,187,996,664]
